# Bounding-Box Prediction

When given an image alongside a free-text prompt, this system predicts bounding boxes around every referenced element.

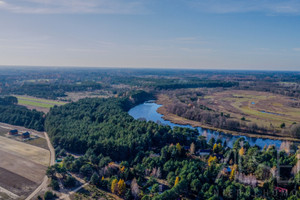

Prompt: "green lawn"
[17,99,54,108]
[15,96,66,105]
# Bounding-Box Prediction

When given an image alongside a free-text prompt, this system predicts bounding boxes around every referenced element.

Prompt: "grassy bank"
[156,95,300,142]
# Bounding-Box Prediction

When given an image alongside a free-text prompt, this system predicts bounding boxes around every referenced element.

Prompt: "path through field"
[25,132,55,200]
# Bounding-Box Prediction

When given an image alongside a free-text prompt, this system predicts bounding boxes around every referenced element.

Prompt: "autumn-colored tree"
[101,176,104,181]
[230,164,237,181]
[174,176,180,186]
[239,147,245,156]
[120,166,125,173]
[118,179,126,196]
[213,143,218,153]
[208,156,217,166]
[111,179,118,194]
[176,143,182,154]
[190,142,195,155]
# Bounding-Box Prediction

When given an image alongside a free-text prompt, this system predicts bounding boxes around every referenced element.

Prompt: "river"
[128,101,284,149]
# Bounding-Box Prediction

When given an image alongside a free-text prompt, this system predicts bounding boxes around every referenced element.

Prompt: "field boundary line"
[0,186,19,199]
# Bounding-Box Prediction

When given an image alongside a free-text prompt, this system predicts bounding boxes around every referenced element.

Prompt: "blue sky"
[0,0,300,70]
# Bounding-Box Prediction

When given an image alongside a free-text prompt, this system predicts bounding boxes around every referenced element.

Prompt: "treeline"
[6,82,102,99]
[152,80,238,90]
[165,100,268,135]
[0,96,45,131]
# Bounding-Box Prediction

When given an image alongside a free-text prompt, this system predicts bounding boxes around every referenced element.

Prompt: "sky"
[0,0,300,71]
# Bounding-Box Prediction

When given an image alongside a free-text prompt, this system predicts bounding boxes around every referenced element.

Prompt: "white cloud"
[188,0,300,15]
[0,0,147,14]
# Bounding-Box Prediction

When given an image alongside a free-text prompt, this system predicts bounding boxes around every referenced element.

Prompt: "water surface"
[129,101,283,149]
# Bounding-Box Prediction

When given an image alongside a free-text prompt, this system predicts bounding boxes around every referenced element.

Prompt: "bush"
[63,176,77,188]
[50,178,60,191]
[44,191,55,200]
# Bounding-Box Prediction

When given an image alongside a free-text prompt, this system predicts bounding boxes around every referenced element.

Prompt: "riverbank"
[156,96,300,143]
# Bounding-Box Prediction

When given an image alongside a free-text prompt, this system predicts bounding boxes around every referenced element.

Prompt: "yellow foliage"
[101,176,104,181]
[208,156,217,166]
[118,179,126,195]
[120,166,125,173]
[111,179,118,194]
[174,176,180,186]
[218,143,222,149]
[176,143,182,153]
[239,147,245,156]
[213,143,218,152]
[229,164,237,181]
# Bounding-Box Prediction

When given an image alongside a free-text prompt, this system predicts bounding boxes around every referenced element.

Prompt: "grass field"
[17,99,54,108]
[201,90,300,129]
[15,95,65,105]
[25,137,49,150]
[15,95,66,113]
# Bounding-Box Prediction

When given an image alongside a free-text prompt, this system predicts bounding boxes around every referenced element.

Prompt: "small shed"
[223,167,232,175]
[8,129,18,135]
[22,132,30,139]
[197,149,211,156]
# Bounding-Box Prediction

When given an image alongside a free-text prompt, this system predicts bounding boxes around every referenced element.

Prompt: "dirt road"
[25,132,55,200]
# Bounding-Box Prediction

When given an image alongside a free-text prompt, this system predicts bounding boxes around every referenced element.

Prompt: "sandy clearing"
[0,136,50,166]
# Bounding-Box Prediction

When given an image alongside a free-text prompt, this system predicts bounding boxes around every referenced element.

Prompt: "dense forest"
[0,96,45,131]
[45,92,300,200]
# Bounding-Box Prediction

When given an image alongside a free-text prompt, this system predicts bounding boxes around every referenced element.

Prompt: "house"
[223,167,232,175]
[274,187,288,195]
[22,132,30,139]
[8,129,18,135]
[197,149,211,156]
[214,154,224,160]
[184,146,190,151]
[149,153,160,158]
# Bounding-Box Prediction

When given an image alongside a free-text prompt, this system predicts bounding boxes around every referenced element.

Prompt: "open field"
[62,90,113,102]
[202,90,300,129]
[0,127,9,137]
[0,135,49,199]
[157,90,300,141]
[0,136,50,166]
[15,95,66,113]
[0,167,36,197]
[24,137,49,150]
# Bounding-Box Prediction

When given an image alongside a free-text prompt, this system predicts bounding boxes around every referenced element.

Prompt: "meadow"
[15,95,66,113]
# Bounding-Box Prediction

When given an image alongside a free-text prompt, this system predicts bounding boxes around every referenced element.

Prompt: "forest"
[0,96,45,131]
[45,91,300,200]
